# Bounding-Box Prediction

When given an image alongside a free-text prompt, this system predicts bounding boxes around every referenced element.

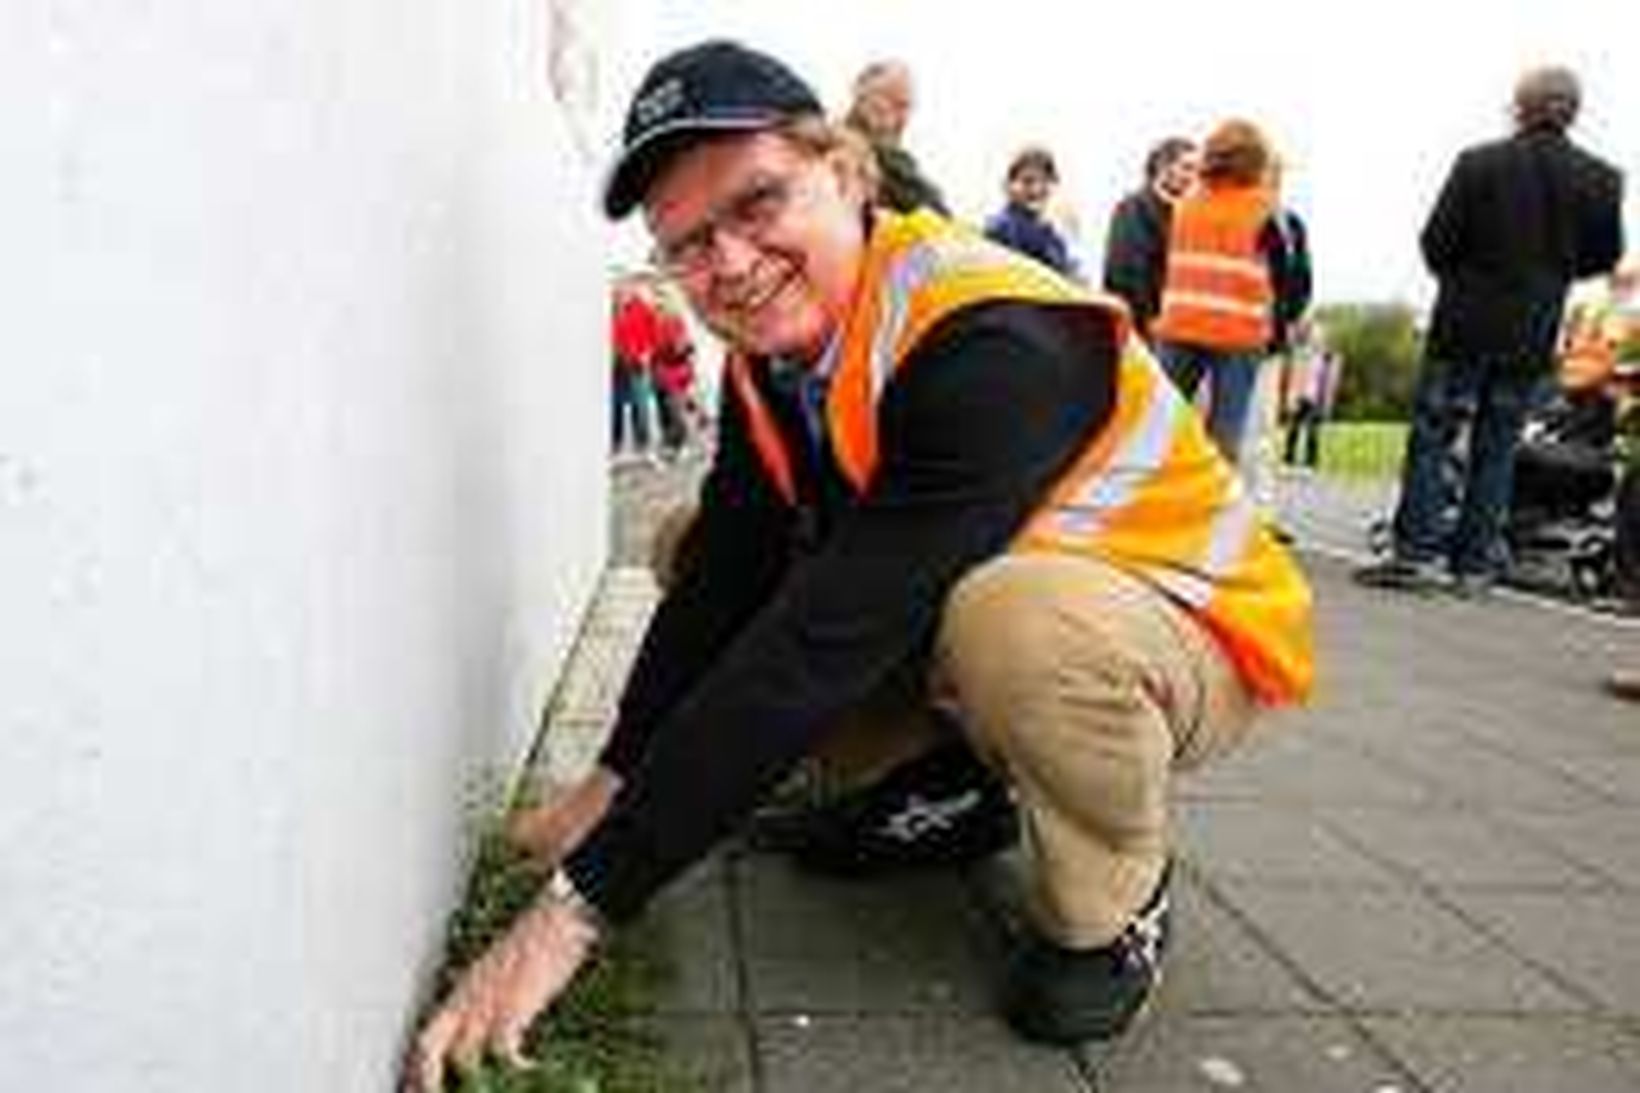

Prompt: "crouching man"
[408,40,1312,1090]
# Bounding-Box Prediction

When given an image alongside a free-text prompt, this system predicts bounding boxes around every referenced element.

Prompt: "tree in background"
[1313,302,1423,420]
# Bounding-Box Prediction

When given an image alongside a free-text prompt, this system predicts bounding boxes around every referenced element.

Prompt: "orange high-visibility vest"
[1152,186,1275,352]
[725,210,1313,705]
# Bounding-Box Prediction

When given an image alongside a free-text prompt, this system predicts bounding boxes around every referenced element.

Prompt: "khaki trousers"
[652,508,1258,949]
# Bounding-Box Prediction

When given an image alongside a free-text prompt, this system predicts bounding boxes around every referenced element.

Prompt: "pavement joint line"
[1318,799,1627,895]
[1180,860,1439,1093]
[723,855,769,1093]
[1338,721,1640,814]
[1308,811,1617,1017]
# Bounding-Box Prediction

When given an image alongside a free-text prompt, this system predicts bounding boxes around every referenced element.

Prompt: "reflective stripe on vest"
[1153,187,1274,351]
[726,209,1313,704]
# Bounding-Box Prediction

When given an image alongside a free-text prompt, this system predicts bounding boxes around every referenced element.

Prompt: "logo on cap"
[633,77,686,131]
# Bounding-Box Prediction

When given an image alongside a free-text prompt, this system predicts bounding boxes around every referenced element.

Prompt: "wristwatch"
[545,867,607,936]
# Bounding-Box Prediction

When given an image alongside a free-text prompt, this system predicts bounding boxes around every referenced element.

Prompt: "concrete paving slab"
[1175,800,1401,887]
[1350,730,1611,814]
[1181,727,1445,808]
[1365,1016,1640,1093]
[630,855,739,1016]
[1437,892,1640,1014]
[1317,805,1613,892]
[1505,807,1640,891]
[1216,882,1584,1013]
[1154,879,1330,1014]
[629,1015,756,1093]
[756,1015,1085,1093]
[1090,1015,1412,1093]
[735,855,993,1015]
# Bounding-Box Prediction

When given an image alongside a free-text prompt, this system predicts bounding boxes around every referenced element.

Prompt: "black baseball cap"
[602,40,824,219]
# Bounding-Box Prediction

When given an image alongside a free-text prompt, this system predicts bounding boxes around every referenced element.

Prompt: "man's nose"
[711,229,763,278]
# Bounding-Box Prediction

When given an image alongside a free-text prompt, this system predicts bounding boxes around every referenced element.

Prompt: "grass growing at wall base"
[428,824,697,1093]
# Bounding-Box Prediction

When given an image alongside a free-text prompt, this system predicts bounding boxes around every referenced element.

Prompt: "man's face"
[1156,149,1200,201]
[645,131,865,363]
[1007,166,1055,213]
[852,70,913,143]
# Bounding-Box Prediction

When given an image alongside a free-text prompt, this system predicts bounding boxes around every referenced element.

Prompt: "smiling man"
[408,40,1313,1090]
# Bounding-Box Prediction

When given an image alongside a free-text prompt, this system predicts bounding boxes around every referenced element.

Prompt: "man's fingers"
[495,1022,535,1072]
[449,1017,491,1083]
[409,1010,458,1093]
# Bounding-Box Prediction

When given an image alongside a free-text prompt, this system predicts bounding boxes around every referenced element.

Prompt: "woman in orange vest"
[409,42,1314,1088]
[1151,119,1289,461]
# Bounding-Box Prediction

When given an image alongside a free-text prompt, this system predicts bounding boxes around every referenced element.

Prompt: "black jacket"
[1270,208,1314,353]
[1421,128,1624,373]
[1102,188,1170,332]
[871,141,948,216]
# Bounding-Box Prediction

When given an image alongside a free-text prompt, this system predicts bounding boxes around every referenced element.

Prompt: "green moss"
[430,824,698,1093]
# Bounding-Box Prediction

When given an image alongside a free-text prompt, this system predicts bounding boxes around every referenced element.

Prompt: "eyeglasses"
[651,173,800,278]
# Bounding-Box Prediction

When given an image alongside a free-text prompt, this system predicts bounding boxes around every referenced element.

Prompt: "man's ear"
[822,135,877,212]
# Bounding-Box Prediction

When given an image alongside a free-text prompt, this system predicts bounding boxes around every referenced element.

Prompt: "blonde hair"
[776,114,880,206]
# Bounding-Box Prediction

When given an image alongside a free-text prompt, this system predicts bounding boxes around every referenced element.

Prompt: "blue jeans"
[1390,356,1537,576]
[611,365,653,452]
[1156,342,1263,460]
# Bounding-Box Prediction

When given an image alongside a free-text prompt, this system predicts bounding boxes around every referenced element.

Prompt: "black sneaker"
[749,740,1019,877]
[1000,864,1171,1046]
[1352,556,1445,592]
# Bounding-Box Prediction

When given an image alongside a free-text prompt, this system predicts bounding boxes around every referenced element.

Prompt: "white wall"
[1,0,608,1088]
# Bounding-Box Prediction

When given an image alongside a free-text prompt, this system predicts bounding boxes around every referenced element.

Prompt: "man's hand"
[505,766,621,865]
[405,899,598,1092]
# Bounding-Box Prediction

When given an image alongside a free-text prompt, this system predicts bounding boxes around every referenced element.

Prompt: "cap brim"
[601,113,786,219]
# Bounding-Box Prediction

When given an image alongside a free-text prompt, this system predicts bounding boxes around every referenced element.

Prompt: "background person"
[609,278,660,465]
[1150,119,1288,460]
[843,58,948,215]
[1282,333,1341,469]
[650,298,697,458]
[1242,163,1314,529]
[984,144,1079,277]
[1103,137,1198,341]
[1355,66,1624,595]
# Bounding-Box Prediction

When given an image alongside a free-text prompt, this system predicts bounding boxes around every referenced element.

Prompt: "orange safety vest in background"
[725,209,1314,705]
[1152,187,1275,352]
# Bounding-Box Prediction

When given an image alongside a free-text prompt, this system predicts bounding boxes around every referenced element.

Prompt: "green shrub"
[1316,302,1424,421]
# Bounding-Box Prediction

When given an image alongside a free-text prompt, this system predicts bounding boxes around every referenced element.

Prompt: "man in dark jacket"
[1357,66,1624,594]
[1102,137,1197,338]
[844,59,948,215]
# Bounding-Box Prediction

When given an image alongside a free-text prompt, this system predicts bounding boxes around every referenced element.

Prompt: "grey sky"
[602,0,1636,307]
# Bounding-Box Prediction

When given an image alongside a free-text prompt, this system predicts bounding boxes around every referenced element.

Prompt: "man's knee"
[937,555,1153,744]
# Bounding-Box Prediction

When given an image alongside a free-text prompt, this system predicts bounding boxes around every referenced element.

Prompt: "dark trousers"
[1283,398,1323,468]
[611,364,652,451]
[1156,342,1263,461]
[654,386,688,452]
[1390,356,1537,576]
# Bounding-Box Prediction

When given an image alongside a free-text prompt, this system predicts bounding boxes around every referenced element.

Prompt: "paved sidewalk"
[525,462,1640,1092]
